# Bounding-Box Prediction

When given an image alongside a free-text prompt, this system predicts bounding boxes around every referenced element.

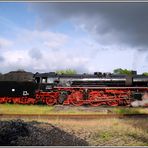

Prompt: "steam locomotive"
[0,70,148,106]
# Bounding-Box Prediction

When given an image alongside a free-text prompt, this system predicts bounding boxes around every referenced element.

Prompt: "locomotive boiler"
[0,70,148,106]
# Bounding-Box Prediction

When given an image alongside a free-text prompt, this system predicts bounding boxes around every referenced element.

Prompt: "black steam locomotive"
[0,70,148,106]
[34,71,148,87]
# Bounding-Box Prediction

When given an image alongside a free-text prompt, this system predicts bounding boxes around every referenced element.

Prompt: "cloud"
[0,27,146,74]
[0,29,91,73]
[29,48,43,60]
[31,3,148,50]
[14,29,69,51]
[0,55,4,62]
[0,38,13,49]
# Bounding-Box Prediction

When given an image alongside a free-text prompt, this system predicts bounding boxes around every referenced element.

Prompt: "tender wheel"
[27,98,35,105]
[20,97,28,105]
[12,98,20,104]
[0,97,7,103]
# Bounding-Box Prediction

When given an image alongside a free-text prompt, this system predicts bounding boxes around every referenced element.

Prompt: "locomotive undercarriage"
[0,87,147,106]
[57,87,147,107]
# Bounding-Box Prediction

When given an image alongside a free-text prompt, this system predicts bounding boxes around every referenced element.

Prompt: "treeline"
[113,68,148,76]
[56,69,77,75]
[56,68,148,76]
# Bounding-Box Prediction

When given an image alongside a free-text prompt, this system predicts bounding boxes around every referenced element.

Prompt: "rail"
[0,113,148,120]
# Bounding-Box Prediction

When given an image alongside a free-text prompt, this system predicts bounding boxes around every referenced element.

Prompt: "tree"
[113,68,123,74]
[142,72,148,76]
[113,68,133,75]
[56,69,77,75]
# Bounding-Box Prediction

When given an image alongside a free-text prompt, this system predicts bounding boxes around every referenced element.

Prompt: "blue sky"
[0,2,148,74]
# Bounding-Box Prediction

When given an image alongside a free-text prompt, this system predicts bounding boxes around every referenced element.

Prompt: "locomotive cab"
[34,72,59,92]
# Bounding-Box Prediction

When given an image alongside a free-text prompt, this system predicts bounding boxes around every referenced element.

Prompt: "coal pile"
[0,70,33,81]
[0,119,88,146]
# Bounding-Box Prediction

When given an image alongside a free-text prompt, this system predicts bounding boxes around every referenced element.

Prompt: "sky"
[0,2,148,74]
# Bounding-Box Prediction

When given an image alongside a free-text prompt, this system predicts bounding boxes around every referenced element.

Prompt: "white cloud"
[0,29,90,73]
[0,37,13,49]
[13,29,69,50]
[3,50,30,66]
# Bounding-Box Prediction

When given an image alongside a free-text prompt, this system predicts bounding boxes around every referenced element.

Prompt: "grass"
[0,104,54,114]
[0,104,107,114]
[0,104,147,114]
[48,118,148,146]
[112,107,148,114]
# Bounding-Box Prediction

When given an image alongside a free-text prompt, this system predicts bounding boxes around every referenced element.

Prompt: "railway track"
[0,113,148,120]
